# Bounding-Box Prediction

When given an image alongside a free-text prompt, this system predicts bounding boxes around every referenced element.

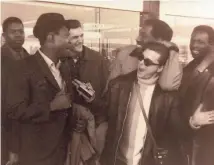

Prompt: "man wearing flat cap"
[6,13,74,165]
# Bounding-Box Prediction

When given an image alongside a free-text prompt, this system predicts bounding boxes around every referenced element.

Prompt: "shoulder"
[17,54,38,74]
[109,71,136,87]
[1,45,12,59]
[208,62,214,76]
[84,46,103,61]
[1,44,9,53]
[23,47,30,56]
[116,45,137,58]
[155,84,179,102]
[20,54,36,65]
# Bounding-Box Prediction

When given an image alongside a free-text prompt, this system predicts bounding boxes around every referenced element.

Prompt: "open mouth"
[192,50,200,55]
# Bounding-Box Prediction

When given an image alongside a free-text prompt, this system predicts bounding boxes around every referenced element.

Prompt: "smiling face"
[68,27,84,53]
[190,31,210,59]
[137,48,163,80]
[48,26,70,58]
[3,22,25,49]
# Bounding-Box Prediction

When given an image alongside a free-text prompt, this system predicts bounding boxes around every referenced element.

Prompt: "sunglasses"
[139,56,160,67]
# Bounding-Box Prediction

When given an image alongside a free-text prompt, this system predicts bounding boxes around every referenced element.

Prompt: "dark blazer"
[6,51,73,165]
[1,44,29,126]
[101,71,185,165]
[1,44,29,164]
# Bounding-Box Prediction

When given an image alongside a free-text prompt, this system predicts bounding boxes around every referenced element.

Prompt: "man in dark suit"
[101,42,185,165]
[178,25,214,165]
[1,17,29,165]
[6,13,73,165]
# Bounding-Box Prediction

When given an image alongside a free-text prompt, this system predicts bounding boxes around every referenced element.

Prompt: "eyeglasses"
[139,56,160,67]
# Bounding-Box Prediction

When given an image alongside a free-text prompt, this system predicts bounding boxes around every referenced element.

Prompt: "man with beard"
[6,13,74,165]
[178,25,214,165]
[1,17,29,165]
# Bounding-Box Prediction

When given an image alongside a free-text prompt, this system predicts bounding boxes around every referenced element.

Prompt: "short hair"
[2,17,23,32]
[143,42,170,65]
[144,19,173,41]
[66,19,82,30]
[192,25,214,44]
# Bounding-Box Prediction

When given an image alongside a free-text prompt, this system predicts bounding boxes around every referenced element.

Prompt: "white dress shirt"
[38,49,65,90]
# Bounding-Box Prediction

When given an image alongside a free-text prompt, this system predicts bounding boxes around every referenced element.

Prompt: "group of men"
[1,11,214,165]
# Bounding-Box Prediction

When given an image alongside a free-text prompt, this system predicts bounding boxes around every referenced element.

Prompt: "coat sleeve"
[1,57,21,154]
[202,76,214,110]
[158,49,183,91]
[6,64,51,123]
[90,56,109,124]
[168,92,190,139]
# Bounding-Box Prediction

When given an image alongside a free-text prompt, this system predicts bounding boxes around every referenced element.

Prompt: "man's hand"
[85,83,95,103]
[191,104,214,128]
[158,40,179,52]
[76,82,95,103]
[72,119,87,133]
[6,152,19,165]
[50,90,71,111]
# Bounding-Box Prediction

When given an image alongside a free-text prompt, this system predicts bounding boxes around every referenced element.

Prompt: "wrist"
[50,102,54,111]
[189,116,201,129]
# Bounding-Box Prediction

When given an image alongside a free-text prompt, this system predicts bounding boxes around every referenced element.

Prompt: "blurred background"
[1,0,214,66]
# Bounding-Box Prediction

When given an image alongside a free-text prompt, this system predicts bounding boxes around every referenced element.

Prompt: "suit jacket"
[6,51,73,165]
[1,44,29,126]
[1,44,29,163]
[101,71,185,165]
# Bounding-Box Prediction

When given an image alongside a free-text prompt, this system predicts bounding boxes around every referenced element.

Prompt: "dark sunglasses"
[139,56,160,67]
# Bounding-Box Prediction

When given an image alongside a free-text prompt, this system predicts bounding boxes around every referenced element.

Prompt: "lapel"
[60,58,74,95]
[148,85,163,134]
[34,51,60,91]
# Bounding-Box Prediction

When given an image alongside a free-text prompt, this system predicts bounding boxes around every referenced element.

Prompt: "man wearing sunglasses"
[104,18,182,95]
[101,42,186,165]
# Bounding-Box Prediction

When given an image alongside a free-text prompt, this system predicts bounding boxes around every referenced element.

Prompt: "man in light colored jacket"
[104,19,182,94]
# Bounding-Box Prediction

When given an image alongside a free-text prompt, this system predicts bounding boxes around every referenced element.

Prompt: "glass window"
[1,1,96,54]
[100,8,139,51]
[1,1,140,59]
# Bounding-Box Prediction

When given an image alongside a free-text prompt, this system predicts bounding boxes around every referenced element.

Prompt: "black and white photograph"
[1,0,214,165]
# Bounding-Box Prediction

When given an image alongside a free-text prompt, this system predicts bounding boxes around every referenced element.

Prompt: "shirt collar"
[38,49,61,69]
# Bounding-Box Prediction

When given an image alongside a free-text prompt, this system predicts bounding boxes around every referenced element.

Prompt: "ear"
[2,32,6,38]
[46,32,54,43]
[157,65,164,73]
